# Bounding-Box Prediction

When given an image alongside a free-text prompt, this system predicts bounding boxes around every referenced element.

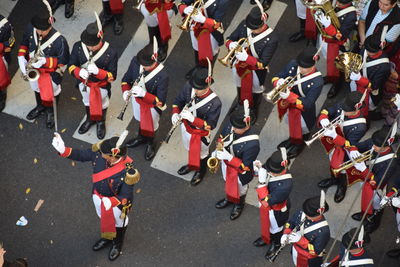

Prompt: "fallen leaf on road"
[34,199,44,212]
[61,128,67,133]
[136,188,141,193]
[71,161,75,167]
[71,97,77,101]
[18,123,23,130]
[33,158,38,164]
[50,240,53,244]
[25,188,31,194]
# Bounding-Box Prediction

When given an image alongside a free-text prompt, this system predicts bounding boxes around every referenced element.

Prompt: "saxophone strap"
[31,28,61,57]
[336,6,356,17]
[247,27,273,59]
[81,41,109,67]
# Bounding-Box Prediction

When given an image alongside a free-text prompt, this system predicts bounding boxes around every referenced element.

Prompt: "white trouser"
[265,208,283,233]
[295,0,307,19]
[190,26,219,56]
[396,210,400,232]
[221,161,249,196]
[180,123,209,159]
[140,4,174,27]
[131,97,160,131]
[283,112,310,135]
[29,78,61,96]
[79,82,110,109]
[232,67,264,93]
[92,194,129,227]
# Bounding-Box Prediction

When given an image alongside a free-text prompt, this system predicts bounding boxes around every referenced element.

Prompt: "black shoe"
[46,111,55,129]
[93,238,111,251]
[157,46,168,62]
[185,67,196,80]
[97,121,106,140]
[351,212,363,221]
[253,237,266,247]
[108,243,122,261]
[178,165,191,175]
[145,143,155,161]
[327,84,339,99]
[262,0,272,10]
[26,105,45,120]
[318,178,338,189]
[250,0,256,4]
[334,175,347,203]
[387,249,400,258]
[113,16,124,35]
[50,0,63,12]
[78,120,95,134]
[100,14,113,27]
[65,1,74,18]
[277,139,291,149]
[190,171,203,186]
[265,243,281,260]
[286,143,305,159]
[0,91,6,112]
[126,136,146,148]
[230,203,244,220]
[289,31,305,42]
[215,198,231,209]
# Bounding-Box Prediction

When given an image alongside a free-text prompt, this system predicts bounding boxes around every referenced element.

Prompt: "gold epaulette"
[92,141,104,152]
[125,163,141,185]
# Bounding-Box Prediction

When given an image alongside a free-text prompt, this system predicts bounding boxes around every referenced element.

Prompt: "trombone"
[207,132,232,173]
[218,37,249,68]
[305,116,343,146]
[264,74,299,104]
[178,0,203,32]
[332,151,372,175]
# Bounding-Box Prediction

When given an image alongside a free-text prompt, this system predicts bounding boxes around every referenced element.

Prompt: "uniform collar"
[368,50,383,59]
[351,248,365,257]
[196,88,212,99]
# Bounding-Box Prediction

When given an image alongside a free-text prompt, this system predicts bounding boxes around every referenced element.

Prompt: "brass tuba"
[218,37,249,68]
[335,52,363,82]
[302,0,341,39]
[264,74,299,104]
[178,0,203,32]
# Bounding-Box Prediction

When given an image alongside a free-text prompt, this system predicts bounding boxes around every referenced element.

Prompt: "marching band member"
[252,149,293,260]
[0,14,14,112]
[273,47,324,159]
[317,91,367,203]
[68,17,118,140]
[52,132,139,261]
[214,109,260,220]
[381,66,400,126]
[350,126,398,233]
[18,2,69,129]
[178,0,228,79]
[172,65,222,186]
[289,0,307,42]
[140,0,177,62]
[225,5,278,115]
[121,43,168,160]
[314,0,357,98]
[100,0,125,35]
[281,193,330,267]
[49,0,74,18]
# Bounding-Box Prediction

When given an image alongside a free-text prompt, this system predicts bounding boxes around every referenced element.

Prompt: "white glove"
[320,118,330,128]
[354,161,367,172]
[52,132,66,154]
[350,72,361,81]
[394,94,400,111]
[171,113,180,125]
[279,89,290,99]
[180,109,195,123]
[324,128,337,139]
[392,197,400,208]
[216,148,234,161]
[132,86,146,98]
[229,41,238,50]
[380,196,390,207]
[31,57,46,68]
[258,167,267,184]
[235,48,248,62]
[253,160,262,173]
[79,68,89,80]
[87,63,99,75]
[276,78,285,87]
[18,56,28,75]
[122,91,131,101]
[317,14,331,28]
[192,12,206,24]
[102,197,112,211]
[349,150,362,160]
[183,5,194,15]
[280,234,289,245]
[288,232,302,243]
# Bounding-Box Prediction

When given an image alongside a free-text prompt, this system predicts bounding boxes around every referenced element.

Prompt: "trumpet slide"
[305,116,343,146]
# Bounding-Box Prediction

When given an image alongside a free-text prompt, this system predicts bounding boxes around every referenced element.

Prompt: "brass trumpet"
[332,151,372,175]
[218,37,249,68]
[305,116,343,146]
[207,133,232,173]
[178,0,203,32]
[335,52,363,82]
[264,74,299,104]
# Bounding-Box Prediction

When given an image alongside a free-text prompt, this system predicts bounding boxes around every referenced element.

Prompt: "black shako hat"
[137,44,156,66]
[297,47,317,68]
[81,23,102,46]
[364,34,381,53]
[264,150,289,173]
[342,91,363,112]
[372,126,393,147]
[342,228,364,250]
[189,67,212,90]
[246,7,265,30]
[100,137,127,157]
[230,109,248,129]
[31,8,52,30]
[303,196,329,217]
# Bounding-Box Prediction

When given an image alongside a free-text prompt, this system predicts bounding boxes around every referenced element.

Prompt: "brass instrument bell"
[335,52,363,82]
[218,37,248,68]
[178,0,203,32]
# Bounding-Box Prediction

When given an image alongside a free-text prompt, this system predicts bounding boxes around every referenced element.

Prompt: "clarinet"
[117,70,145,121]
[268,216,307,263]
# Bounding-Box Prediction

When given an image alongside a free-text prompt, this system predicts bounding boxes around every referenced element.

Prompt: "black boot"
[289,19,305,42]
[126,128,147,148]
[96,109,107,140]
[0,90,6,112]
[286,142,305,159]
[50,0,64,12]
[351,212,363,221]
[93,238,112,251]
[364,210,384,233]
[100,1,113,27]
[334,174,347,203]
[215,198,231,209]
[46,107,55,129]
[113,14,124,35]
[262,0,272,10]
[253,237,266,247]
[265,231,283,260]
[177,165,192,175]
[109,227,127,261]
[190,156,208,186]
[145,137,156,160]
[387,248,400,258]
[78,107,95,134]
[64,0,74,18]
[318,177,338,189]
[26,92,45,120]
[230,195,246,220]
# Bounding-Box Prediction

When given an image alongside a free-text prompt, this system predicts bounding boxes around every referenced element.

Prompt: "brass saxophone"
[22,36,44,82]
[207,132,232,173]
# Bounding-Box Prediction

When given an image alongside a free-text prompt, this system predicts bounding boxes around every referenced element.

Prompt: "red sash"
[157,11,172,43]
[294,244,315,267]
[183,120,209,170]
[92,156,133,183]
[0,55,10,90]
[235,63,253,107]
[278,99,303,143]
[110,0,124,14]
[38,70,54,107]
[305,9,317,40]
[193,23,213,66]
[345,166,365,186]
[94,190,117,239]
[136,98,155,137]
[225,157,242,204]
[325,43,340,83]
[87,81,108,121]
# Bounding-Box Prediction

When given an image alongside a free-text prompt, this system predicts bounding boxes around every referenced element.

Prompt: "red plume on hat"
[254,0,268,22]
[42,0,54,25]
[279,147,288,167]
[243,99,251,127]
[317,190,326,215]
[355,225,365,248]
[94,11,103,39]
[388,121,397,146]
[205,57,213,85]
